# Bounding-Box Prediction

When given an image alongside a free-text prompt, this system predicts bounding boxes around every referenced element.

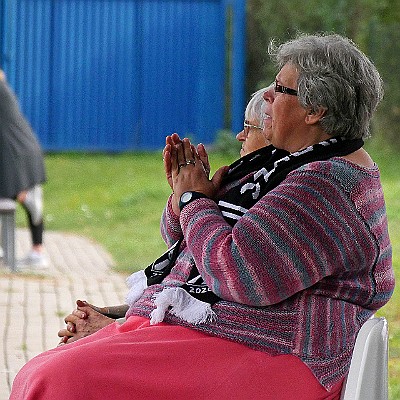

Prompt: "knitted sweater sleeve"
[160,194,182,247]
[179,163,381,306]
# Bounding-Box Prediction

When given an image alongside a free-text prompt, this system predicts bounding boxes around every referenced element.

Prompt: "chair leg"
[1,213,16,271]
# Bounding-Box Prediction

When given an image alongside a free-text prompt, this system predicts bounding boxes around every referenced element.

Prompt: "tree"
[246,0,400,147]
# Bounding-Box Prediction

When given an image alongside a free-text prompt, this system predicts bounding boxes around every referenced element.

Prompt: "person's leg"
[18,185,43,227]
[10,316,343,400]
[16,186,47,266]
[22,204,44,250]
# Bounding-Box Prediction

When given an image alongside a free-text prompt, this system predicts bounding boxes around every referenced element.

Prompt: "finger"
[162,143,169,160]
[58,336,69,346]
[170,141,179,177]
[67,322,76,333]
[165,136,176,154]
[64,314,74,324]
[76,299,87,307]
[58,328,73,338]
[64,313,81,326]
[77,300,101,314]
[176,142,186,170]
[197,143,207,158]
[183,138,194,162]
[163,144,171,167]
[171,133,181,145]
[190,144,198,159]
[197,143,210,175]
[72,309,87,319]
[164,150,172,187]
[163,142,171,155]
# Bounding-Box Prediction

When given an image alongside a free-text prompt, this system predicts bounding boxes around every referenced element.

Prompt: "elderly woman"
[11,33,394,400]
[236,85,272,157]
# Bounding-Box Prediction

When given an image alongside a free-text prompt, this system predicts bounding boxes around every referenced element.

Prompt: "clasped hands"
[57,300,117,345]
[163,133,228,215]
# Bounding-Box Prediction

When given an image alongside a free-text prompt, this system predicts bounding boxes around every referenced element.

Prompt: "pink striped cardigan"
[127,157,395,390]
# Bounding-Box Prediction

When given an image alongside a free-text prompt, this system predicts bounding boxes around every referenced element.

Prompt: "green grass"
[364,141,400,400]
[25,152,235,272]
[16,145,399,398]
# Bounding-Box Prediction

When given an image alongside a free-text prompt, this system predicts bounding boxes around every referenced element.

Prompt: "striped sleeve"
[160,195,182,247]
[179,163,380,306]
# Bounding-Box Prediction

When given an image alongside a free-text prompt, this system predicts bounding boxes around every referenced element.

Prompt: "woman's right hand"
[57,300,115,345]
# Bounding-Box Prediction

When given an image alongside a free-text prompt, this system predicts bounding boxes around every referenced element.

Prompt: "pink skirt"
[11,316,343,399]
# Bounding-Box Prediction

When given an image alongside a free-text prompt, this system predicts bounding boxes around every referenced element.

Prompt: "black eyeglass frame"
[274,80,298,96]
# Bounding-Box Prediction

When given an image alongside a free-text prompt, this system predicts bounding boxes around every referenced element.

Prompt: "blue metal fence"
[0,0,245,151]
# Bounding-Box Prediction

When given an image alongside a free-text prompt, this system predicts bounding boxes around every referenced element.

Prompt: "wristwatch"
[179,191,209,211]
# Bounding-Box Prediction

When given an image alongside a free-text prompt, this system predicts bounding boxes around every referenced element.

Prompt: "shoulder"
[295,156,379,179]
[287,157,382,196]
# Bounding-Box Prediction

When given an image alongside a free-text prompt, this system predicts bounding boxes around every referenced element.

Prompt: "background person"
[236,85,272,157]
[0,70,47,268]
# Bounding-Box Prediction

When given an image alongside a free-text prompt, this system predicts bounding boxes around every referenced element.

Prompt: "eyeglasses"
[244,120,263,135]
[274,80,298,96]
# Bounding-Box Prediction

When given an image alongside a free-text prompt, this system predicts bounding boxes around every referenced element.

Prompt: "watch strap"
[179,191,209,211]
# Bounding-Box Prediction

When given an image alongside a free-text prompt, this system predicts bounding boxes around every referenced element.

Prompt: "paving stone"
[0,228,128,399]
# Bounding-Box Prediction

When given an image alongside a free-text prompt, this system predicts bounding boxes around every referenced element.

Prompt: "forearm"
[91,304,129,319]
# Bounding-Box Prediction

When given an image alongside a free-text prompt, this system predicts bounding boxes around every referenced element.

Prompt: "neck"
[287,131,332,153]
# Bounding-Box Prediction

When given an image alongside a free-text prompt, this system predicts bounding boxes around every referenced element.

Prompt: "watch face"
[181,192,193,203]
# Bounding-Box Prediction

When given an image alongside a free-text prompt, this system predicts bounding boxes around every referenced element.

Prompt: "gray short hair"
[269,33,383,139]
[245,84,272,129]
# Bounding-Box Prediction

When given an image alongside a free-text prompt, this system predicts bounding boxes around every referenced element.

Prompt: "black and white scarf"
[126,137,363,324]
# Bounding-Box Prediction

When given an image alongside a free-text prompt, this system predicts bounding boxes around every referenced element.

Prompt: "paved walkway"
[0,229,128,399]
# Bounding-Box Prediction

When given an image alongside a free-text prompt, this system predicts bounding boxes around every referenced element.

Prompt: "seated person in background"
[236,85,272,157]
[0,69,47,268]
[11,33,394,400]
[57,85,274,343]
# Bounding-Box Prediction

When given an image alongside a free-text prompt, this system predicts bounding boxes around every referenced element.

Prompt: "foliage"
[246,0,400,148]
[211,129,242,157]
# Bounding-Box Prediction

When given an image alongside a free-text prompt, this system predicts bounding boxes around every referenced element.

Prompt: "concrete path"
[0,229,128,399]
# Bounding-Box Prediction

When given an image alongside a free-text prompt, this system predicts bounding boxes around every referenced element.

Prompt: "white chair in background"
[0,198,17,271]
[340,317,389,400]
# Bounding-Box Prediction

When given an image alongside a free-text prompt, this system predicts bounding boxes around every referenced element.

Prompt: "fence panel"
[0,0,245,151]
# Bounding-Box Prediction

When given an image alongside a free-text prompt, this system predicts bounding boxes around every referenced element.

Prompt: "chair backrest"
[340,317,388,400]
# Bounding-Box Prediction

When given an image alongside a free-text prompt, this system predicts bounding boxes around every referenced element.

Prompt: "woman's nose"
[263,86,275,103]
[236,130,246,141]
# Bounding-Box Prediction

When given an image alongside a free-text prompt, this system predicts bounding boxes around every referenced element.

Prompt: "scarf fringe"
[125,270,148,306]
[150,287,216,325]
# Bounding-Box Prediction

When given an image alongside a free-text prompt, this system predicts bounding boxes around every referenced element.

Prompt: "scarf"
[126,137,364,324]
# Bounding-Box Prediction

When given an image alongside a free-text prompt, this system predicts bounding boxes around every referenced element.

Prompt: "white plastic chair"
[0,198,17,271]
[340,317,388,400]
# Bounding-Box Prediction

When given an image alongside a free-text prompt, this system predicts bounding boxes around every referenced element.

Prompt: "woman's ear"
[305,107,327,125]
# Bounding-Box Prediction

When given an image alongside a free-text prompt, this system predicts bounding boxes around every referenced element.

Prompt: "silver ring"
[185,159,196,166]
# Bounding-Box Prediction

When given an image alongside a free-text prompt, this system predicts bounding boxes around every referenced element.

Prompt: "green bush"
[212,129,242,157]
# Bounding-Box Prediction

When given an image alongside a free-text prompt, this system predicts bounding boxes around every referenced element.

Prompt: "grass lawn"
[16,143,399,399]
[364,141,400,400]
